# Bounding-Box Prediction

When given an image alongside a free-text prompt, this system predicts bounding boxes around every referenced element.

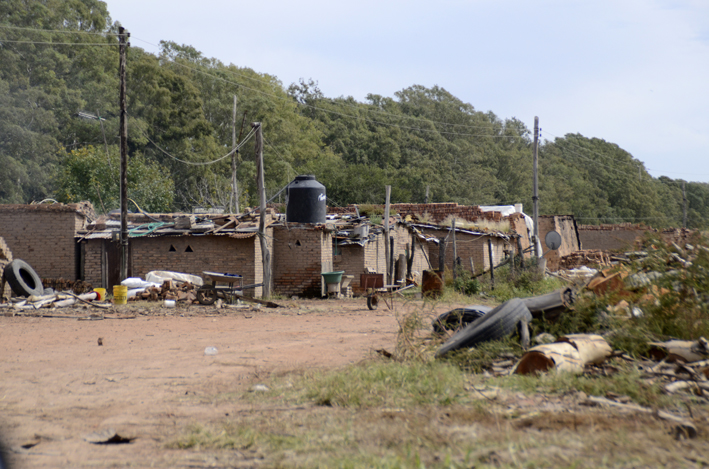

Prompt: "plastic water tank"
[286,175,326,224]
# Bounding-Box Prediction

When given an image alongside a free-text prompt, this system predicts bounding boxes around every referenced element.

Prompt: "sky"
[108,0,709,183]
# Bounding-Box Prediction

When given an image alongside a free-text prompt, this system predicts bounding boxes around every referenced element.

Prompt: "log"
[648,338,709,363]
[557,334,612,365]
[513,342,583,375]
[513,334,612,375]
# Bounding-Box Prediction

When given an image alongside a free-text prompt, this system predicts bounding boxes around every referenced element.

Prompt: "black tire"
[436,298,532,357]
[196,287,218,305]
[521,287,575,321]
[367,293,379,310]
[432,305,492,334]
[3,259,43,297]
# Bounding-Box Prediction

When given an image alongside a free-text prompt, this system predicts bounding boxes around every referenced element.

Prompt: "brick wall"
[83,234,267,297]
[82,240,103,287]
[538,215,581,271]
[272,225,332,297]
[578,224,649,252]
[423,229,510,275]
[328,203,512,225]
[334,224,428,294]
[0,205,86,280]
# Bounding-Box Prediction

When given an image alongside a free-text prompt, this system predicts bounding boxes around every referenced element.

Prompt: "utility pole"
[451,218,457,280]
[118,26,130,281]
[682,180,688,229]
[231,95,239,214]
[254,122,271,297]
[532,116,540,258]
[384,185,391,285]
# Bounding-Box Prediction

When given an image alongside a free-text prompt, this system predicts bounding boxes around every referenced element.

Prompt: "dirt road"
[0,298,428,468]
[2,297,707,468]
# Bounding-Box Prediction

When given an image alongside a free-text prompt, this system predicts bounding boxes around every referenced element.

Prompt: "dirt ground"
[1,297,708,468]
[0,297,451,468]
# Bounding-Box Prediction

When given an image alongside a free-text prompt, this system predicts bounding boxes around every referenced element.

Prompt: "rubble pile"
[559,249,612,270]
[132,280,198,304]
[42,278,93,295]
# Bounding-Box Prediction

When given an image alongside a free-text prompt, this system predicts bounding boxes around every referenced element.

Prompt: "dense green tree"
[56,145,174,212]
[2,0,707,229]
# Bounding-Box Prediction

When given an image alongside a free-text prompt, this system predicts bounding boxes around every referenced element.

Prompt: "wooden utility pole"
[532,116,540,258]
[253,122,271,297]
[231,95,239,214]
[451,218,457,280]
[118,26,130,281]
[488,239,495,289]
[384,185,391,285]
[438,237,446,273]
[682,181,688,229]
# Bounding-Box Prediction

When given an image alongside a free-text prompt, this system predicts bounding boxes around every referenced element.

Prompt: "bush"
[453,268,480,296]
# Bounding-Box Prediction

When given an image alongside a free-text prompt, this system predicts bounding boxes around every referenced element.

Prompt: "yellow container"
[113,285,128,305]
[93,288,106,301]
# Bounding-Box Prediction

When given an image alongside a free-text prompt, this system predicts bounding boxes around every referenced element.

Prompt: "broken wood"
[557,334,612,365]
[513,342,583,375]
[584,395,697,439]
[648,338,709,363]
[232,293,280,308]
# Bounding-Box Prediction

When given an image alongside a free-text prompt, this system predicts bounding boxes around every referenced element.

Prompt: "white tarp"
[479,205,542,256]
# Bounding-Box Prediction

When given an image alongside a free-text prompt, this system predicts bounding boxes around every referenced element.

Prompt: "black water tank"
[286,175,326,224]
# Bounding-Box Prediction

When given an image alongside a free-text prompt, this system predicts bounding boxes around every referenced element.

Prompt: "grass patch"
[440,337,524,373]
[494,361,672,408]
[288,360,469,409]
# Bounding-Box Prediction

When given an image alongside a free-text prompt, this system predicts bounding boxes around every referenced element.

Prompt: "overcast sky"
[108,0,709,183]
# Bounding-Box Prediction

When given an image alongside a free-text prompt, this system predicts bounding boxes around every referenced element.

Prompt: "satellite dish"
[545,230,562,250]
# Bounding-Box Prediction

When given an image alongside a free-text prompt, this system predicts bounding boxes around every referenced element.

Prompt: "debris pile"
[131,280,198,304]
[42,278,93,294]
[559,249,612,270]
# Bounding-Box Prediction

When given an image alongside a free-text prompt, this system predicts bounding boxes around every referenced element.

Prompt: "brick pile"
[327,203,524,225]
[132,280,198,303]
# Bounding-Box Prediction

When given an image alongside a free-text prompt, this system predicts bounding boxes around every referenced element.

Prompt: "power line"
[0,39,117,45]
[137,125,256,166]
[133,36,504,134]
[0,24,122,36]
[132,36,518,139]
[542,129,709,179]
[164,56,523,140]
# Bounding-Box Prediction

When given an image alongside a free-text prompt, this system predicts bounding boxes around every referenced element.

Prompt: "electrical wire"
[0,24,123,36]
[551,143,634,177]
[542,129,709,179]
[129,36,523,141]
[137,126,255,166]
[0,39,117,45]
[132,36,505,134]
[171,57,522,140]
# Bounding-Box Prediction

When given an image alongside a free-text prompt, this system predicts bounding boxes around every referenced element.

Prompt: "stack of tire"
[3,259,44,297]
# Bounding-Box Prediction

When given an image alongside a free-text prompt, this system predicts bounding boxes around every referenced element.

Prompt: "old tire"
[367,293,379,310]
[521,287,575,321]
[436,298,532,357]
[196,287,218,305]
[432,305,493,334]
[3,259,44,297]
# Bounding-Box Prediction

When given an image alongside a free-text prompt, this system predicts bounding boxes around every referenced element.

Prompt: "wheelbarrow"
[196,271,263,305]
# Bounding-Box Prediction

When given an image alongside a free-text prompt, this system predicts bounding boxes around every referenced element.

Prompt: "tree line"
[1,0,706,228]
